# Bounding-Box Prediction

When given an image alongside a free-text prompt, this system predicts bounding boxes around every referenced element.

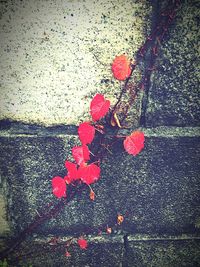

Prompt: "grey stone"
[2,235,200,267]
[125,236,200,267]
[93,134,200,235]
[4,235,124,267]
[0,193,10,235]
[0,0,151,126]
[145,1,200,127]
[0,127,200,236]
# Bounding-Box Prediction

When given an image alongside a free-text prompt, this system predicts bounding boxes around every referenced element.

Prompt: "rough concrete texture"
[3,235,124,267]
[125,236,200,267]
[3,235,200,267]
[0,0,150,126]
[0,129,200,236]
[145,1,200,126]
[0,194,10,235]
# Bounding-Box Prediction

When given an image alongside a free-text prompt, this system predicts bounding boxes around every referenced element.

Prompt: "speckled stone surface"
[0,128,199,236]
[2,235,200,267]
[145,1,200,126]
[2,235,124,267]
[0,0,150,126]
[125,237,200,267]
[0,193,10,235]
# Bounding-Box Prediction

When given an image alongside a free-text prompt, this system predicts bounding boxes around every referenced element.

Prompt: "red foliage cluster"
[52,93,111,198]
[52,55,145,201]
[51,54,145,257]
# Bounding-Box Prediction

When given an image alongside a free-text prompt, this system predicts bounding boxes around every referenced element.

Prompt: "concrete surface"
[145,1,200,126]
[0,126,199,236]
[2,235,200,267]
[0,0,150,126]
[0,1,200,266]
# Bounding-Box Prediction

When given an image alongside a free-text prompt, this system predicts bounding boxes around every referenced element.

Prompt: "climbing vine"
[0,0,181,263]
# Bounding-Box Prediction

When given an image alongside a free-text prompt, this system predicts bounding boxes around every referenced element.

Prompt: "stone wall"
[0,0,200,266]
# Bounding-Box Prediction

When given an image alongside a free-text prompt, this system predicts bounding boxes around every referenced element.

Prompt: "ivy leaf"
[77,238,88,249]
[72,145,90,166]
[78,163,100,185]
[64,161,79,184]
[65,250,71,257]
[111,54,131,81]
[90,94,110,121]
[78,122,95,145]
[52,176,66,198]
[123,131,145,156]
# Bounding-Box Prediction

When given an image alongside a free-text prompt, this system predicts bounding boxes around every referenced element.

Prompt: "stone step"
[0,126,200,236]
[144,1,199,127]
[1,234,200,267]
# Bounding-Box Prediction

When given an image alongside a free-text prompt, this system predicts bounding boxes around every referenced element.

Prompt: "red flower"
[78,163,100,185]
[123,131,145,156]
[78,122,95,145]
[72,145,90,166]
[90,94,110,121]
[111,54,131,81]
[77,238,88,249]
[52,176,66,198]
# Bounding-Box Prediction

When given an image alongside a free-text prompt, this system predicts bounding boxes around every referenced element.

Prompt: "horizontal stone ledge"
[2,234,200,267]
[125,236,200,267]
[34,234,200,244]
[0,122,200,137]
[35,234,124,244]
[0,131,200,236]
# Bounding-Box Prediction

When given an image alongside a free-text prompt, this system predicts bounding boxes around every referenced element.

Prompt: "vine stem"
[0,184,86,260]
[0,0,181,261]
[110,0,180,127]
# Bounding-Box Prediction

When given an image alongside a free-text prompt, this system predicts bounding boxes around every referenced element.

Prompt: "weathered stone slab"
[145,1,200,126]
[0,127,200,236]
[2,235,200,267]
[3,235,124,267]
[93,134,200,235]
[0,0,150,126]
[0,194,10,235]
[125,236,200,267]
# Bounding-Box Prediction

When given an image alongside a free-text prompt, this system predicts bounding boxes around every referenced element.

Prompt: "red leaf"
[65,250,71,257]
[77,238,88,249]
[64,161,79,184]
[123,131,145,156]
[78,122,95,145]
[111,54,131,81]
[52,176,66,198]
[64,175,72,185]
[90,94,110,121]
[72,145,90,166]
[78,163,100,185]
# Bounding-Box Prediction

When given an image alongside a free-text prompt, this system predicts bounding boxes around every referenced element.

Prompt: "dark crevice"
[139,0,181,127]
[122,233,129,267]
[0,119,78,136]
[139,0,161,127]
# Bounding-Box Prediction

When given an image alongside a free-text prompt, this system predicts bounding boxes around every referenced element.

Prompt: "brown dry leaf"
[117,214,124,225]
[90,189,95,201]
